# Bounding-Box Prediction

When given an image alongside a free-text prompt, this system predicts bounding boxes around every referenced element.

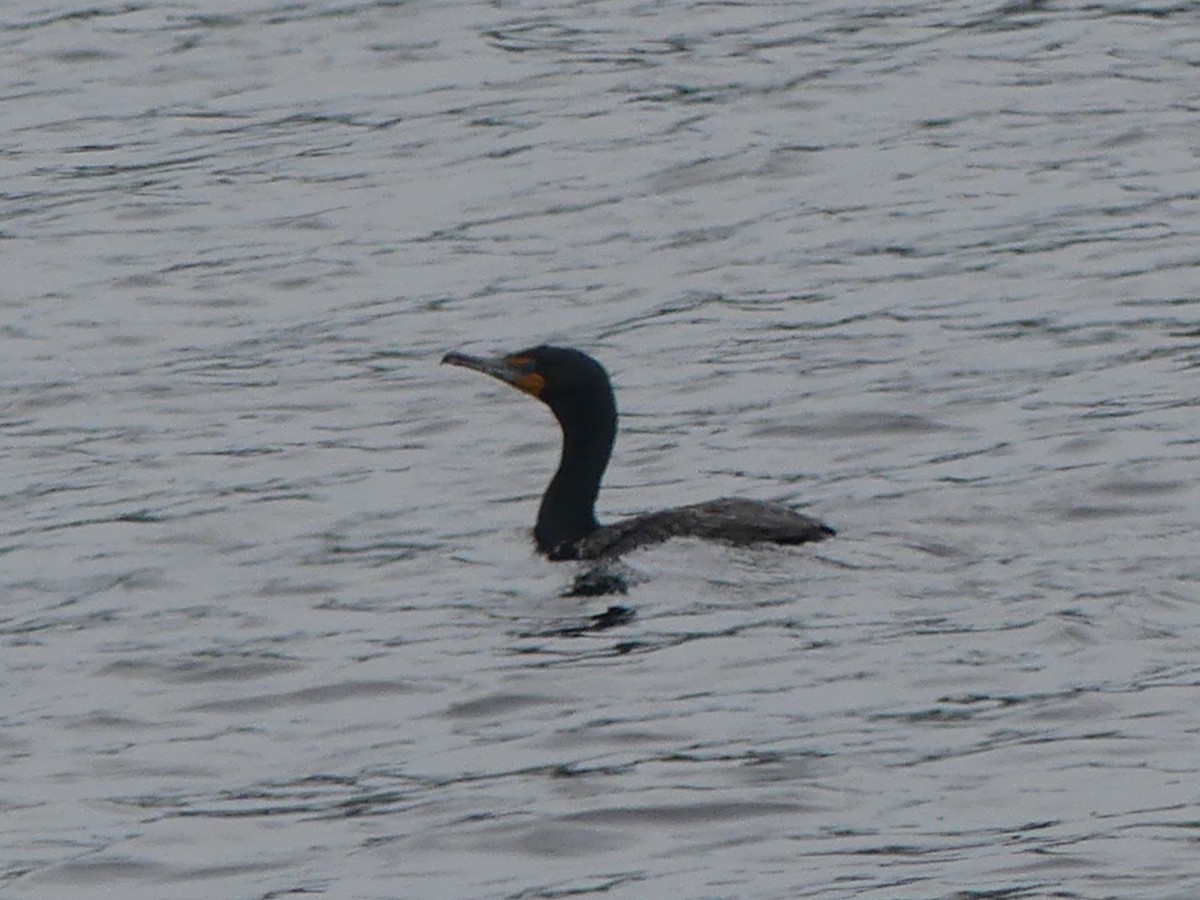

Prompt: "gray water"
[4,1,1200,898]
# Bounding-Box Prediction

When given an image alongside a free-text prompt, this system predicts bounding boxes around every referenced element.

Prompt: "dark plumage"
[443,345,834,560]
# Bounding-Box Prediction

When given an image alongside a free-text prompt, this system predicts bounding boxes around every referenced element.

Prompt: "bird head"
[442,345,612,411]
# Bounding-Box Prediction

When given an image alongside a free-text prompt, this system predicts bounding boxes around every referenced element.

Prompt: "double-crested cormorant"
[443,346,834,560]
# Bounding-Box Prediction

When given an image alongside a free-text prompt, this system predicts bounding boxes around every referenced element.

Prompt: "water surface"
[3,1,1200,898]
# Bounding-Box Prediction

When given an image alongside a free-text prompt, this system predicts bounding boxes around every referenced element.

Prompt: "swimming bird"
[443,346,834,560]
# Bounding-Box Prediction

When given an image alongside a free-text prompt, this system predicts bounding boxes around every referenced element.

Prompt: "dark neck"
[534,387,616,554]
